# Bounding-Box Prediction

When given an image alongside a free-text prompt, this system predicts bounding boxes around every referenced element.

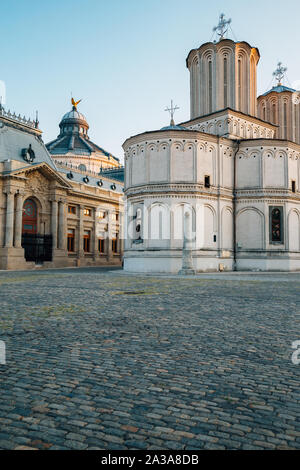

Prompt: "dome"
[160,124,188,131]
[58,103,89,137]
[61,109,88,124]
[46,99,120,171]
[263,85,296,97]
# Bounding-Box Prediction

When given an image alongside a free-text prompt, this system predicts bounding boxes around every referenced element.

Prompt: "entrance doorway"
[21,198,52,263]
[22,199,38,234]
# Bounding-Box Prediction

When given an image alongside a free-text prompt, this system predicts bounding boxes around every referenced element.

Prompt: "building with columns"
[123,15,300,273]
[0,102,124,270]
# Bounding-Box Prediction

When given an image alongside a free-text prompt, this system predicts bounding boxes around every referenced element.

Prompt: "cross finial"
[273,62,287,86]
[213,13,232,41]
[165,100,179,126]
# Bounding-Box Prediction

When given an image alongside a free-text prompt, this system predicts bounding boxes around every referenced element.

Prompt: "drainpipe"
[233,140,241,271]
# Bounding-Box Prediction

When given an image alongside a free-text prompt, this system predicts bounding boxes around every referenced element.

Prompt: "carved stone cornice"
[237,198,298,204]
[125,183,234,200]
[123,129,227,151]
[127,193,233,203]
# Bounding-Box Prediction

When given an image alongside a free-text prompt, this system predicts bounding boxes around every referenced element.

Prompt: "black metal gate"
[21,234,53,264]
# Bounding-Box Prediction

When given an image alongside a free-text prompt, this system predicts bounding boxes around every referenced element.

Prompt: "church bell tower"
[186,14,260,119]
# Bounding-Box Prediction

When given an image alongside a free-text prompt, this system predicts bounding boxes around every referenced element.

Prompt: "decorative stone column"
[14,192,24,248]
[4,190,15,248]
[178,212,196,275]
[78,205,84,259]
[107,209,113,261]
[119,211,124,258]
[51,200,58,249]
[93,207,98,260]
[58,200,66,250]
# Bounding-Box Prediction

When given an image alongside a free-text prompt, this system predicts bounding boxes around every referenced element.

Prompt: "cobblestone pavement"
[0,268,299,450]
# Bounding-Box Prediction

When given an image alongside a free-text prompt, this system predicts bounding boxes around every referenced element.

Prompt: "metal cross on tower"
[213,13,232,41]
[165,100,179,126]
[273,62,287,86]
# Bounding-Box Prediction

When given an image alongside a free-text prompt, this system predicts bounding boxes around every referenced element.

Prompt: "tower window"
[238,59,242,111]
[224,57,228,108]
[283,102,288,137]
[205,175,211,188]
[272,103,277,125]
[292,181,296,193]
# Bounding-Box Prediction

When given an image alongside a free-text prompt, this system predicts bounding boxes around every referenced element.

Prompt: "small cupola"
[59,98,89,137]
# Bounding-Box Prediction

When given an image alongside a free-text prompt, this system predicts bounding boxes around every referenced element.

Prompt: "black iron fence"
[21,234,53,263]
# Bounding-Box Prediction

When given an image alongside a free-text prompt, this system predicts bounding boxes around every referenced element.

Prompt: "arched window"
[78,164,87,172]
[272,103,277,125]
[238,59,242,111]
[283,102,288,138]
[270,207,283,244]
[22,199,38,234]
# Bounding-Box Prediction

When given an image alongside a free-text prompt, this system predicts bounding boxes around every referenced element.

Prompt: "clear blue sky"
[1,0,300,161]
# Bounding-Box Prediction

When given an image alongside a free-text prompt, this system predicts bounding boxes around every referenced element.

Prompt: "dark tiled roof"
[100,167,124,182]
[262,85,296,96]
[46,134,119,162]
[58,166,124,192]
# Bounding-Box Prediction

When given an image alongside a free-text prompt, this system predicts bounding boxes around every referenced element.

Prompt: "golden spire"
[71,97,82,110]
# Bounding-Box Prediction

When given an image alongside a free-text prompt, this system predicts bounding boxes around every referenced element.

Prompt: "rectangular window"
[269,207,284,244]
[84,208,92,217]
[67,229,75,252]
[292,181,296,193]
[98,210,106,219]
[68,205,76,215]
[112,235,118,254]
[83,230,91,252]
[205,175,211,188]
[98,239,105,254]
[111,213,119,222]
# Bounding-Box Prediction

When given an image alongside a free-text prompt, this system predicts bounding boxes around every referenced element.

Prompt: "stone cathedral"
[123,16,300,273]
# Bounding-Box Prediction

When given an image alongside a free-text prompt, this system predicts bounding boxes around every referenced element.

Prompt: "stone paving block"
[0,268,299,450]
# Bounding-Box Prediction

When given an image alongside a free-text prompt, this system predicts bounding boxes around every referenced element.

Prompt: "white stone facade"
[123,36,300,273]
[182,108,275,140]
[187,40,260,119]
[258,88,300,144]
